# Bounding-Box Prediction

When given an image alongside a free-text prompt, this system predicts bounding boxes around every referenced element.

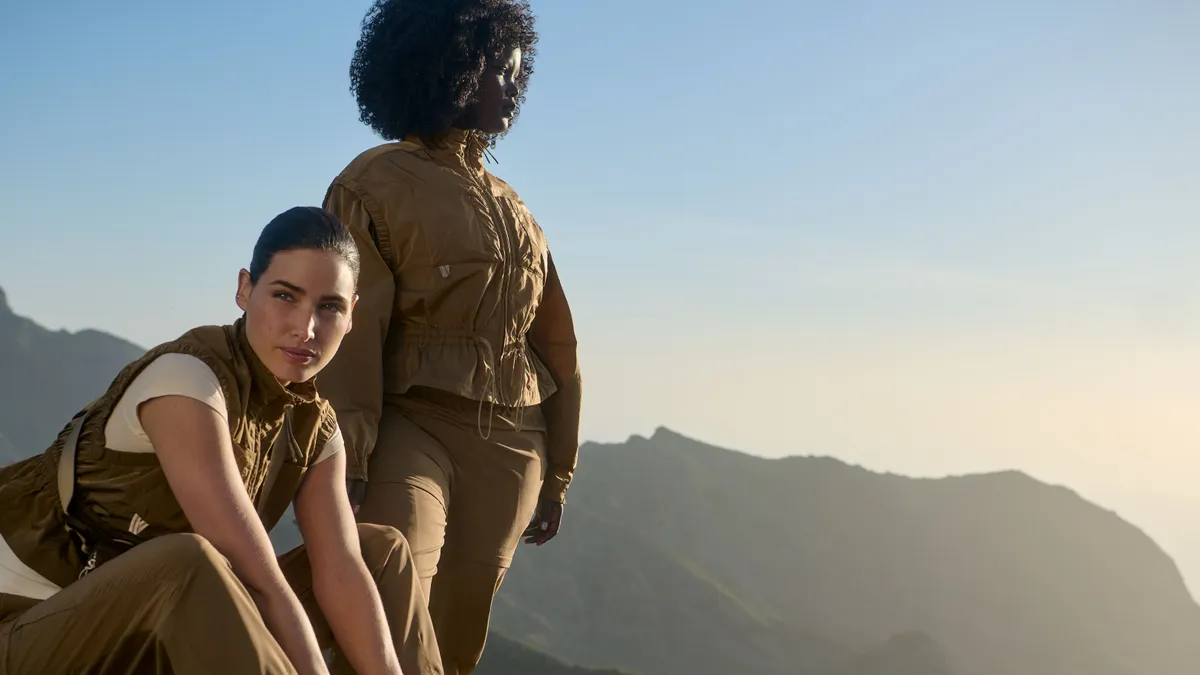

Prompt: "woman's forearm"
[313,558,402,675]
[247,580,332,675]
[139,396,332,675]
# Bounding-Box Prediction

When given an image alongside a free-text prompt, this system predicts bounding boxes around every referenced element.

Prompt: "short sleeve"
[104,353,228,454]
[313,423,345,465]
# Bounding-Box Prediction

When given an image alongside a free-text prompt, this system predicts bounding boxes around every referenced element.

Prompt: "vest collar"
[233,316,319,410]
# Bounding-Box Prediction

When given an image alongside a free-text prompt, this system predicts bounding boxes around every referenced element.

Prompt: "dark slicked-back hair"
[249,207,360,286]
[349,0,538,142]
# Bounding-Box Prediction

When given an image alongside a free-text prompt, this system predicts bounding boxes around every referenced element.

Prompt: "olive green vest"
[0,317,338,597]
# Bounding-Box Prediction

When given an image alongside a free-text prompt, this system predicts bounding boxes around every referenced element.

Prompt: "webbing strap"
[56,411,88,514]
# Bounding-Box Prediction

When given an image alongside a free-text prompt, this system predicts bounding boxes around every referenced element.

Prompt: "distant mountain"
[488,429,1200,675]
[830,631,953,675]
[475,635,633,675]
[0,285,144,456]
[0,286,614,675]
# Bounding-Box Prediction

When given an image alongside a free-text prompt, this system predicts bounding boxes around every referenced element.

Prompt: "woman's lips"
[280,347,317,365]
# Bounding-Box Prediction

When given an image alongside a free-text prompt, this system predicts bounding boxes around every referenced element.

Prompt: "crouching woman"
[0,206,442,675]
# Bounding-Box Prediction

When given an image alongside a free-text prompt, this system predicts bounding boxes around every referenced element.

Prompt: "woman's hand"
[142,395,330,675]
[523,498,563,546]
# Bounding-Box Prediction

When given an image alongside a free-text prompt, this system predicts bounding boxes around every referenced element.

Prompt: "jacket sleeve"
[527,252,582,504]
[317,181,397,482]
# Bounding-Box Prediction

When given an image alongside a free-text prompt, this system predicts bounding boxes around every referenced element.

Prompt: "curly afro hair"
[349,0,539,143]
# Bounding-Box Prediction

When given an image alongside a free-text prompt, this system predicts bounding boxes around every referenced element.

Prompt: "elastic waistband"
[387,386,547,434]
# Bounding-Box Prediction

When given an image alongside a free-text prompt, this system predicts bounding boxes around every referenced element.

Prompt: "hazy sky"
[2,1,1198,510]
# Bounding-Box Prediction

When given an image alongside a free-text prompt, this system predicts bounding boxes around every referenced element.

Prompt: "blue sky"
[2,0,1199,511]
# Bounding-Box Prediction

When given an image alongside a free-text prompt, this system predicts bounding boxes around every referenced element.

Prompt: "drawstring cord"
[476,395,497,441]
[474,335,497,441]
[472,336,533,438]
[510,347,527,433]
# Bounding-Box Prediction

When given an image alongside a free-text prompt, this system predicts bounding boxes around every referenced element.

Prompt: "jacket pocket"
[398,260,501,327]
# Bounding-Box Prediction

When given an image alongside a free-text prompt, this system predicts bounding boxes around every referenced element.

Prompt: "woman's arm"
[293,445,402,675]
[140,394,330,675]
[528,252,583,508]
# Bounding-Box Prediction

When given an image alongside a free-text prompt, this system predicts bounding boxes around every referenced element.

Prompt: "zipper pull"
[78,550,98,580]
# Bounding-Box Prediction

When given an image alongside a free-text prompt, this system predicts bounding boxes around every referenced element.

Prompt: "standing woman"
[319,1,582,672]
[0,207,443,675]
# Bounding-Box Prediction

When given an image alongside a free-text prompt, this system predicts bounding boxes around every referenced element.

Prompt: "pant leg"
[355,406,453,601]
[278,522,444,675]
[0,533,293,675]
[425,562,510,675]
[394,390,548,675]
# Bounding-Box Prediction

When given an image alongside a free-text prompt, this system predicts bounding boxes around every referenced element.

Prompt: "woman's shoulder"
[325,142,439,219]
[124,323,245,407]
[136,351,220,380]
[331,140,431,185]
[487,171,525,201]
[123,353,227,415]
[104,352,230,454]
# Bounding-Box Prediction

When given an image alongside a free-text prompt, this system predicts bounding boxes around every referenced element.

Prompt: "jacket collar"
[409,127,489,177]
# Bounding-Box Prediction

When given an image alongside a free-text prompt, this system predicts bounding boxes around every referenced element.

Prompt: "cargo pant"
[356,386,547,675]
[0,523,443,675]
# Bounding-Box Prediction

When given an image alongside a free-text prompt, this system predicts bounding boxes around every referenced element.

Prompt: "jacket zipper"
[470,163,514,406]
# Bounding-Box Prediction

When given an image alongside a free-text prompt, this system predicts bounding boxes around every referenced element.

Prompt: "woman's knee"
[145,532,230,574]
[357,523,414,570]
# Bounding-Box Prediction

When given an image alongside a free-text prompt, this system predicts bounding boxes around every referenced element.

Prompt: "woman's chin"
[479,115,511,134]
[266,354,318,385]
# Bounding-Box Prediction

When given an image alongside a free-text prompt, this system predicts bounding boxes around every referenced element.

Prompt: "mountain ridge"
[637,424,1195,597]
[491,427,1200,675]
[0,285,145,457]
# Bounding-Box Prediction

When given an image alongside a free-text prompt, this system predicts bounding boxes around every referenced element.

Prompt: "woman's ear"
[346,293,360,333]
[235,269,253,312]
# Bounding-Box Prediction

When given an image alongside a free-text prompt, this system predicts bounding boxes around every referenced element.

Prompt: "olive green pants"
[357,387,547,675]
[0,523,443,675]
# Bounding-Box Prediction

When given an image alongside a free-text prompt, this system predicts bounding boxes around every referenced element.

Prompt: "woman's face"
[235,248,357,384]
[459,47,523,134]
